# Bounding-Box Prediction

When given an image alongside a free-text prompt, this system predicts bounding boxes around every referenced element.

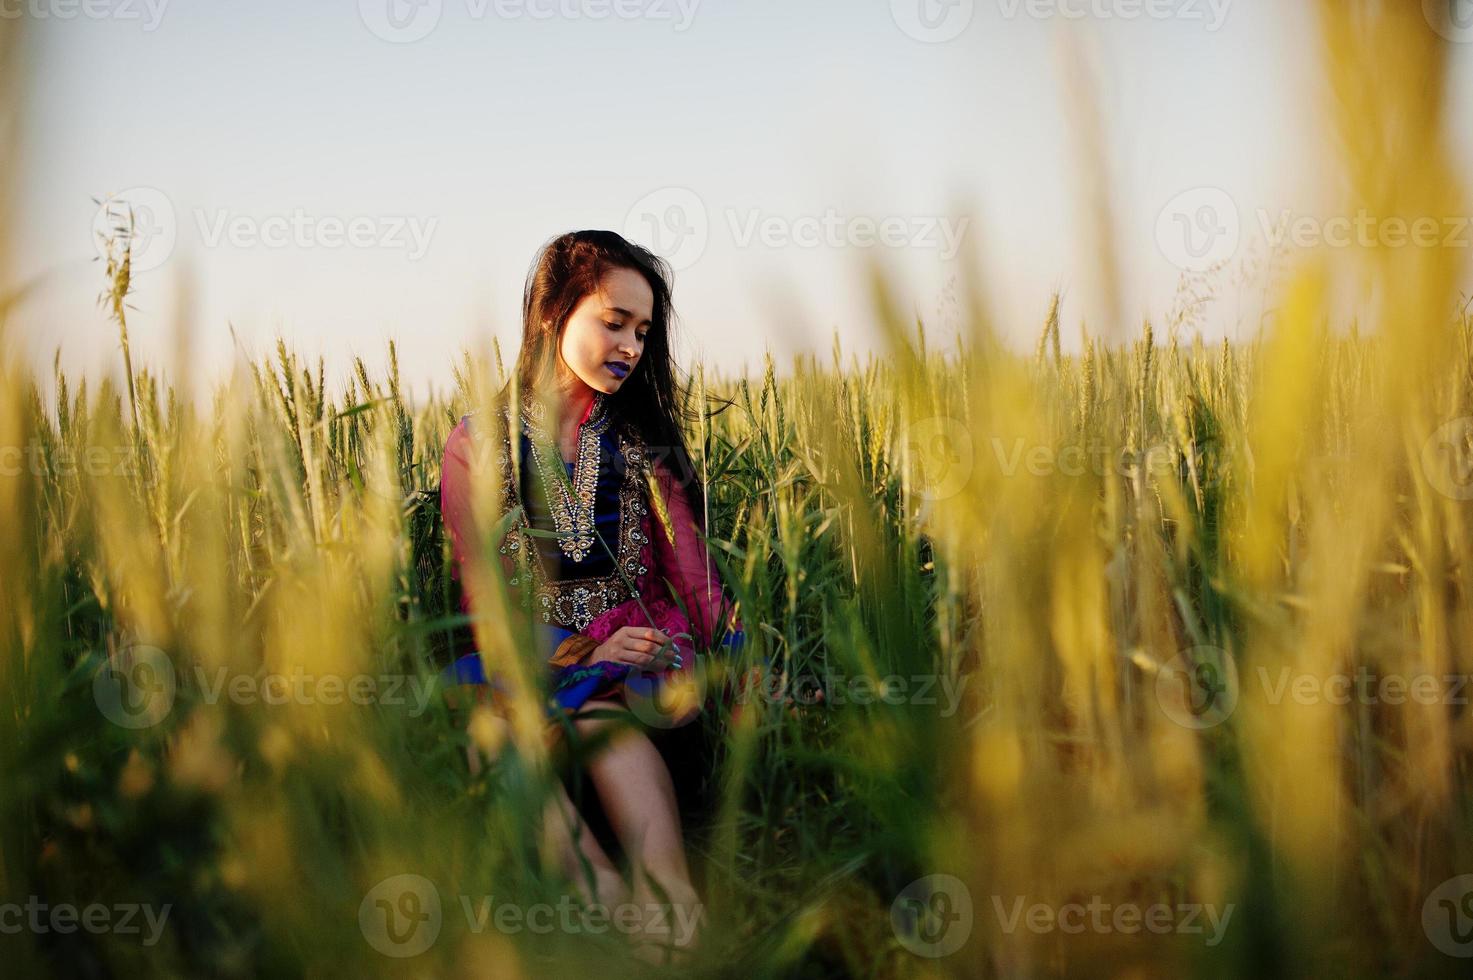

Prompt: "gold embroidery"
[522,393,613,563]
[487,407,652,633]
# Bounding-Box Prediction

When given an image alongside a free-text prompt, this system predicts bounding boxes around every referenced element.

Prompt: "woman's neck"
[555,375,596,431]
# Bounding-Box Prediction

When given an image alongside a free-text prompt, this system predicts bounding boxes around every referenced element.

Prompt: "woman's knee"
[571,698,637,741]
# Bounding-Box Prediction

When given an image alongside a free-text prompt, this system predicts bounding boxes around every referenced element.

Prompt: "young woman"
[437,230,743,960]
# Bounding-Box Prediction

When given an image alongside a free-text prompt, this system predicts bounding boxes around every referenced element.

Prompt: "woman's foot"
[628,871,703,966]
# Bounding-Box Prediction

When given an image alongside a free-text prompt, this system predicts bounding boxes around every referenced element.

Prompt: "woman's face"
[556,266,654,396]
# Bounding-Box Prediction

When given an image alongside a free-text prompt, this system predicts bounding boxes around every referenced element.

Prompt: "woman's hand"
[591,626,682,672]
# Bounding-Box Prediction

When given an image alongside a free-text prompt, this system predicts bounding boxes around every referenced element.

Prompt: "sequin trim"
[521,393,612,563]
[489,407,653,632]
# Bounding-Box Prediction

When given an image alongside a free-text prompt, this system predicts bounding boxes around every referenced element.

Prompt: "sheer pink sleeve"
[439,415,511,617]
[646,458,741,649]
[576,456,741,656]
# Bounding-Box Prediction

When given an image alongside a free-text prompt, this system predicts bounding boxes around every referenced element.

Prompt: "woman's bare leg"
[466,707,628,911]
[571,699,703,959]
[541,781,629,910]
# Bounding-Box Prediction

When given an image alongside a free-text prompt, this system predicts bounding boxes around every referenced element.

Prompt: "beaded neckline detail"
[520,393,612,564]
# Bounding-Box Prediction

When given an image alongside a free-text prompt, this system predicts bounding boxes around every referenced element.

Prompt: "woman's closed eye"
[605,321,647,344]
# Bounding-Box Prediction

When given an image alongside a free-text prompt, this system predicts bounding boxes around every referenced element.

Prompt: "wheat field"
[3,3,1473,978]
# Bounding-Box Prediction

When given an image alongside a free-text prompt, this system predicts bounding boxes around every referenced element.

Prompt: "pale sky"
[7,0,1472,402]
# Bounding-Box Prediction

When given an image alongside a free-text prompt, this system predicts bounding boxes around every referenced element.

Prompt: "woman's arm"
[568,455,742,665]
[644,456,743,652]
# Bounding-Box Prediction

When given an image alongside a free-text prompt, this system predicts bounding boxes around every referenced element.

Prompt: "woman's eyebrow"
[604,306,653,328]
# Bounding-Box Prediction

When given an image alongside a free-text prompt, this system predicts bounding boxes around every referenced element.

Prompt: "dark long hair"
[506,229,709,533]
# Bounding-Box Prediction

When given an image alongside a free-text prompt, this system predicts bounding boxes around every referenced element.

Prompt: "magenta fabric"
[438,409,741,667]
